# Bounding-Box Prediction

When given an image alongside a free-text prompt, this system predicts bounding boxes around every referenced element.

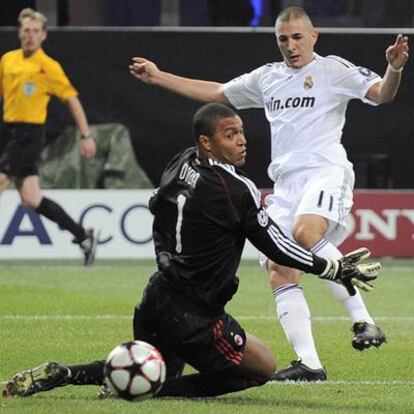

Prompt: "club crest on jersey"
[257,208,269,227]
[304,75,314,90]
[234,334,244,346]
[23,82,36,96]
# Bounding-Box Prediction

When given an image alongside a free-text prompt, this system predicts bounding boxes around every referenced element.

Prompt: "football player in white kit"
[129,7,408,381]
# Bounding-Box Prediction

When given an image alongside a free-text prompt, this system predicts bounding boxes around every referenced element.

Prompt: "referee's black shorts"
[133,272,247,378]
[0,123,45,177]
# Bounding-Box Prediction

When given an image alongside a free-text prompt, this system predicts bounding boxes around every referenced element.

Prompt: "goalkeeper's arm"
[243,204,380,294]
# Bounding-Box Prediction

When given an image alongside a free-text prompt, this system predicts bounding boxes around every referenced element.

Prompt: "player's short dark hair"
[193,103,236,143]
[276,7,312,25]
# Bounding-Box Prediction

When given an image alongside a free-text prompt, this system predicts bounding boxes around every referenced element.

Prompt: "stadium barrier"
[0,27,413,189]
[0,190,154,259]
[0,189,412,259]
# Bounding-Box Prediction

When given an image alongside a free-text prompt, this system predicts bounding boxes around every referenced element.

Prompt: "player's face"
[275,17,318,68]
[19,18,47,57]
[208,116,247,167]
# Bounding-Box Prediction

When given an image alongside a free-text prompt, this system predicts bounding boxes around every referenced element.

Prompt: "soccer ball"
[104,340,166,401]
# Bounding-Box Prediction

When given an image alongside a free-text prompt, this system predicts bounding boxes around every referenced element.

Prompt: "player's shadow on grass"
[22,393,400,413]
[185,395,391,413]
[22,386,401,413]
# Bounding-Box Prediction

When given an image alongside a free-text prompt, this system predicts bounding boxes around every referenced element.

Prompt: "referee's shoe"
[79,229,100,267]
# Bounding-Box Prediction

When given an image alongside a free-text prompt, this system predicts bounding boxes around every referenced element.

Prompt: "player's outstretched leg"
[3,362,70,397]
[268,359,327,382]
[352,321,387,351]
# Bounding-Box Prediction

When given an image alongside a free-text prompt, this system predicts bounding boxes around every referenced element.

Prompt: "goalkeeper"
[3,104,380,399]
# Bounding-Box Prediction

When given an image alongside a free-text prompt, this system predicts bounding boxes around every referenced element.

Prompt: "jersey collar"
[21,47,45,60]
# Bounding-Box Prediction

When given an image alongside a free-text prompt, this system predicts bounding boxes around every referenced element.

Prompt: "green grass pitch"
[0,259,413,414]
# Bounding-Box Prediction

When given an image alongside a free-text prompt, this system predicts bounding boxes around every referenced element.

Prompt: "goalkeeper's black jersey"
[150,147,326,314]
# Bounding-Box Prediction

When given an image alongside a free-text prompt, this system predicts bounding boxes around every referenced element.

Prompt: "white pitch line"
[0,379,412,386]
[0,315,130,320]
[240,316,414,322]
[0,265,155,271]
[266,380,414,386]
[0,265,411,272]
[0,315,413,322]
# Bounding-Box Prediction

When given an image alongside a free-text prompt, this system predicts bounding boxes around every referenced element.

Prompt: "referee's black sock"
[35,197,86,243]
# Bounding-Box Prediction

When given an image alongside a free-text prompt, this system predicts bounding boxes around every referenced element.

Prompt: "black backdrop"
[1,28,413,188]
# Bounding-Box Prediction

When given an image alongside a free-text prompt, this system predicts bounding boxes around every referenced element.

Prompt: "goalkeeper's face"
[200,115,247,167]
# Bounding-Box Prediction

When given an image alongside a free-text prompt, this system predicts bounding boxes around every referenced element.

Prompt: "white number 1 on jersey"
[175,194,187,253]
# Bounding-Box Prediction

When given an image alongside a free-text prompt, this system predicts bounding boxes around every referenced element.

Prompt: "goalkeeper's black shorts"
[133,272,247,378]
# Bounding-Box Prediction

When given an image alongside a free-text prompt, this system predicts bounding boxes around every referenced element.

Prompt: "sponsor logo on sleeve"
[358,66,378,81]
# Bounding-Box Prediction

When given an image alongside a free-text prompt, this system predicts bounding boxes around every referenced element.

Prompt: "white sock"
[274,284,323,370]
[312,239,374,324]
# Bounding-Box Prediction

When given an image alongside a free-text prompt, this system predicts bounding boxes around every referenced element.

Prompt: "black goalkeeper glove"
[318,248,381,296]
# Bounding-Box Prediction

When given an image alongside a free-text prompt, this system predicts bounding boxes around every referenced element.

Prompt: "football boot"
[268,359,327,382]
[352,321,386,350]
[3,361,70,397]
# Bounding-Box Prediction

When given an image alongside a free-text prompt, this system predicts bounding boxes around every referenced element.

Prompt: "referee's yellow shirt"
[0,48,78,124]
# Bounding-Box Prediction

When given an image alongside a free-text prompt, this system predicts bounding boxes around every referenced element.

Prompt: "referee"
[0,8,98,266]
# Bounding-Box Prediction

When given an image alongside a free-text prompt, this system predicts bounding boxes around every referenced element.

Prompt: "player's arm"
[65,95,96,160]
[129,57,229,104]
[366,34,409,104]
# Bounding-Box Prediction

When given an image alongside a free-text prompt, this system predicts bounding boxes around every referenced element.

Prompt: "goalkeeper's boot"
[268,359,327,382]
[2,361,70,397]
[79,228,100,267]
[352,321,386,351]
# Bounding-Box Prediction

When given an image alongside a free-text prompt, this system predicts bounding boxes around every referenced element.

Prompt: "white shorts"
[265,165,354,247]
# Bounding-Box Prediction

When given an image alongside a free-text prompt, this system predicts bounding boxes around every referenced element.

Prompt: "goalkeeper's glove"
[319,247,381,296]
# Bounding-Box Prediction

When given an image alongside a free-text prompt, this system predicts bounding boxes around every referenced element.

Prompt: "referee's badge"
[304,75,314,90]
[23,82,36,96]
[257,209,269,227]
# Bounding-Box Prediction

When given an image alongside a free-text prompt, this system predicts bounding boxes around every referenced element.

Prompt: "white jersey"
[223,53,381,182]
